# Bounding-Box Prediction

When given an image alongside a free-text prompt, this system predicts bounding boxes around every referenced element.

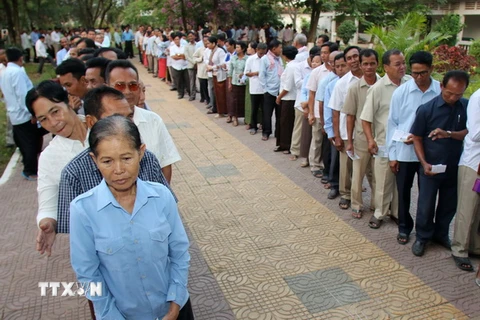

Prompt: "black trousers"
[328,144,339,190]
[321,134,331,177]
[171,68,189,98]
[199,78,209,103]
[263,92,279,137]
[178,298,195,320]
[115,43,123,50]
[124,40,134,58]
[396,161,420,235]
[250,94,264,130]
[415,166,458,243]
[37,56,55,74]
[12,120,43,176]
[23,48,31,63]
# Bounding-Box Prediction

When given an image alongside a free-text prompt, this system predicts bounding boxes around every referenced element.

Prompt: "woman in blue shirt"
[69,115,193,320]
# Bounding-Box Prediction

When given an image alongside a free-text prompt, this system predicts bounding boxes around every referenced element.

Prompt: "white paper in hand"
[346,150,360,160]
[392,129,410,142]
[374,145,387,158]
[431,164,447,174]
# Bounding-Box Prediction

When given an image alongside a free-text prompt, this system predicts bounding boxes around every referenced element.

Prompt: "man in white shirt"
[0,48,43,180]
[184,31,198,101]
[329,46,363,211]
[55,37,69,67]
[102,27,111,47]
[20,30,32,63]
[170,32,189,99]
[135,25,145,63]
[451,88,480,271]
[105,59,181,182]
[293,34,308,63]
[114,27,122,50]
[0,50,15,147]
[244,42,267,134]
[51,27,61,56]
[35,35,55,74]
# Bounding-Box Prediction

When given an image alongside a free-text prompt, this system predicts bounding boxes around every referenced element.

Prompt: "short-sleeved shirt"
[342,75,380,151]
[360,74,411,147]
[410,95,468,167]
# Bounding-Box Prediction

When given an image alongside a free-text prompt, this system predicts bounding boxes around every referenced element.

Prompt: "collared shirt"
[294,46,308,63]
[133,106,181,168]
[207,47,227,81]
[228,54,248,86]
[259,54,282,96]
[410,95,468,167]
[360,74,411,148]
[259,29,266,43]
[184,42,197,69]
[283,28,293,42]
[316,71,337,102]
[56,48,68,66]
[193,46,207,79]
[51,31,60,43]
[145,35,156,55]
[170,44,187,70]
[122,30,134,42]
[35,40,48,58]
[294,60,312,110]
[70,179,190,320]
[0,63,34,125]
[244,53,265,94]
[114,32,121,44]
[308,64,329,118]
[280,60,297,100]
[21,33,31,49]
[57,149,174,234]
[37,121,89,226]
[324,76,340,138]
[387,78,441,162]
[102,34,111,48]
[329,71,360,140]
[459,89,480,171]
[30,31,39,46]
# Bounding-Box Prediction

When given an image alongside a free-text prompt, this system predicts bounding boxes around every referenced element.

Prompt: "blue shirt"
[122,30,134,41]
[259,54,282,96]
[30,31,39,46]
[387,78,441,162]
[57,148,175,234]
[0,63,33,125]
[300,73,311,103]
[316,71,337,102]
[323,76,339,138]
[70,179,190,320]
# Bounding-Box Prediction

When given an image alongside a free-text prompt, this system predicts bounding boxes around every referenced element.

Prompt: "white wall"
[280,13,333,34]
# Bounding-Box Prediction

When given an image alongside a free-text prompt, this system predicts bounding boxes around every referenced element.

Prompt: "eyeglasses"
[113,82,139,92]
[411,70,429,77]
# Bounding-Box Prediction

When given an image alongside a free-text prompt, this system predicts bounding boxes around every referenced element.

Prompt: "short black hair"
[309,46,321,57]
[78,48,96,56]
[105,59,139,84]
[249,42,258,50]
[85,57,111,80]
[327,42,339,52]
[55,58,86,79]
[226,38,236,46]
[77,38,96,48]
[409,50,433,68]
[236,41,247,53]
[25,80,69,117]
[344,46,361,57]
[89,115,142,157]
[268,39,282,50]
[6,47,23,62]
[202,28,211,36]
[334,53,345,63]
[207,36,218,44]
[39,35,45,39]
[318,34,329,43]
[217,33,226,41]
[80,54,94,62]
[442,70,470,88]
[282,45,298,60]
[359,49,378,63]
[257,43,267,50]
[84,86,126,119]
[382,49,402,66]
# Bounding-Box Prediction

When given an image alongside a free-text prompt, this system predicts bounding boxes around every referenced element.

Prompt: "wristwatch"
[447,130,452,138]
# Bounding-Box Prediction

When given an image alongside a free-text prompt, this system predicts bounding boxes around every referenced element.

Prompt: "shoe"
[328,189,339,199]
[200,99,205,103]
[262,135,269,141]
[368,215,382,228]
[412,240,426,256]
[153,74,158,78]
[170,88,177,91]
[396,233,409,245]
[189,97,195,101]
[21,172,37,181]
[311,170,323,178]
[300,161,309,168]
[250,129,257,135]
[206,110,215,114]
[178,96,184,99]
[273,146,285,152]
[452,255,474,272]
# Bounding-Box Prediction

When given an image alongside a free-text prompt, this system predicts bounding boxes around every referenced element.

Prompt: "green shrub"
[337,20,357,45]
[470,40,480,64]
[432,14,464,46]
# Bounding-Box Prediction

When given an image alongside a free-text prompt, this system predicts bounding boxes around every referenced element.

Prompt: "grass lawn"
[0,63,56,176]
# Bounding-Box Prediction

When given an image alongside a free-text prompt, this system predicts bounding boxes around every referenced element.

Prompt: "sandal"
[324,183,331,189]
[226,116,232,123]
[396,233,409,245]
[339,198,351,210]
[233,118,238,126]
[311,170,323,178]
[321,177,329,184]
[452,255,474,272]
[351,209,362,218]
[300,161,309,167]
[368,216,382,228]
[290,155,298,161]
[262,135,269,141]
[283,150,291,154]
[250,129,257,135]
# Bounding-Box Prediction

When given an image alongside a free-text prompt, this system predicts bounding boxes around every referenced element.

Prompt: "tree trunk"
[308,1,322,42]
[1,0,20,44]
[179,0,187,32]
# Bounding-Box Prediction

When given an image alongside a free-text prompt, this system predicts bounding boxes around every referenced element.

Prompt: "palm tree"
[366,12,449,68]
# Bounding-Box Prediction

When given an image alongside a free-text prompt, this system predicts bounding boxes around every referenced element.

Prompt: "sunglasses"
[113,82,140,92]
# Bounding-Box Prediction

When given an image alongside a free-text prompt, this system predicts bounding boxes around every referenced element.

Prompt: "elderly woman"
[227,41,248,126]
[70,115,193,320]
[25,80,89,256]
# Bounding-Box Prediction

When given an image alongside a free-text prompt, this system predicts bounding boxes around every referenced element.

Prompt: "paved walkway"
[0,60,479,319]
